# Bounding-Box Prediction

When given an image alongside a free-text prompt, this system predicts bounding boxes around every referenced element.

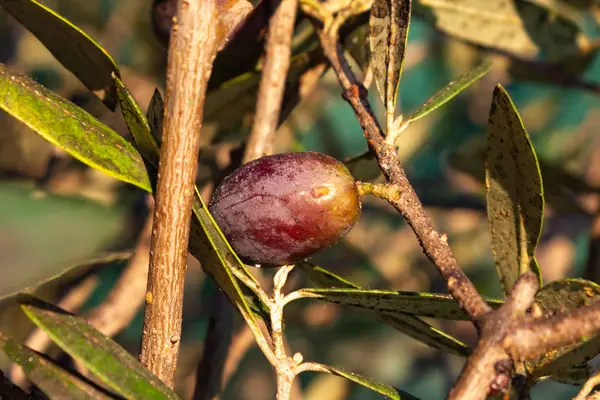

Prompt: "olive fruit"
[209,152,361,266]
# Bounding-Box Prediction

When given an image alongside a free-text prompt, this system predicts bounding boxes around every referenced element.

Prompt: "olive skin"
[209,152,361,266]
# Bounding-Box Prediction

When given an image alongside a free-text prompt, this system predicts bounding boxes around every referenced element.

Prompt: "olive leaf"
[298,263,470,356]
[526,279,600,382]
[113,75,159,167]
[0,333,117,399]
[0,62,152,192]
[486,84,544,295]
[147,89,165,144]
[19,295,180,399]
[408,60,493,123]
[0,0,120,109]
[300,287,503,320]
[414,0,586,59]
[316,365,421,400]
[369,0,412,112]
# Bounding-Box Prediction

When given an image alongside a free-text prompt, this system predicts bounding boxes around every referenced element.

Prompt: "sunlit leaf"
[414,0,586,59]
[301,287,503,320]
[0,333,116,399]
[0,0,120,109]
[408,60,493,122]
[0,63,151,192]
[486,84,544,295]
[19,295,180,400]
[0,182,130,300]
[113,75,159,167]
[317,365,420,399]
[527,279,600,381]
[369,0,411,110]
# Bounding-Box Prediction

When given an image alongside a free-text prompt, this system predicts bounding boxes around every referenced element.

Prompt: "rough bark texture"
[139,0,218,386]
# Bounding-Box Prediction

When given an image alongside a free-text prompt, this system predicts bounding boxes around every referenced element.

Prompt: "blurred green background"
[3,0,600,398]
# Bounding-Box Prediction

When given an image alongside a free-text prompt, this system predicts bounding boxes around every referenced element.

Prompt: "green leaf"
[316,365,420,399]
[485,84,544,296]
[301,287,503,320]
[527,279,600,381]
[113,75,160,168]
[381,312,470,356]
[18,295,180,400]
[299,263,471,356]
[0,333,116,399]
[298,263,360,289]
[369,0,412,110]
[414,0,586,59]
[0,0,120,109]
[408,60,493,122]
[0,181,130,300]
[549,364,591,385]
[189,191,268,339]
[146,89,165,145]
[0,63,152,192]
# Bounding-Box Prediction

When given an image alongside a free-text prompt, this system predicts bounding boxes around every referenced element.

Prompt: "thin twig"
[315,27,492,327]
[139,0,218,386]
[243,0,299,164]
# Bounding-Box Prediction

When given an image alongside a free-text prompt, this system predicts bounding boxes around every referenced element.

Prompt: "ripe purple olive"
[209,152,361,266]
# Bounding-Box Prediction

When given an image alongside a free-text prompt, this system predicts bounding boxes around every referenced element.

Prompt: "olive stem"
[270,265,298,400]
[356,181,402,201]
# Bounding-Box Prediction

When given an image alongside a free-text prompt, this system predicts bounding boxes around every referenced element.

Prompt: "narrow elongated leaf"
[317,365,420,399]
[0,63,151,192]
[0,333,116,399]
[408,60,493,122]
[18,295,180,400]
[301,288,503,320]
[527,279,600,381]
[369,0,412,110]
[147,89,165,144]
[486,84,544,295]
[414,0,585,59]
[299,263,470,355]
[0,182,129,300]
[0,0,120,109]
[381,313,470,356]
[113,75,159,167]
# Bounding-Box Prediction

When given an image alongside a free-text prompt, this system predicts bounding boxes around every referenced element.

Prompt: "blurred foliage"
[3,0,600,398]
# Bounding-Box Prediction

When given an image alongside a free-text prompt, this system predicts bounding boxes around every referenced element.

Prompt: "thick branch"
[449,272,539,400]
[316,30,491,325]
[243,0,299,164]
[506,299,600,362]
[139,0,218,386]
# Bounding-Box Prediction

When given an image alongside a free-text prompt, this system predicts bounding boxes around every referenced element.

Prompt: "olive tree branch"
[243,0,299,164]
[315,26,492,327]
[139,0,218,386]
